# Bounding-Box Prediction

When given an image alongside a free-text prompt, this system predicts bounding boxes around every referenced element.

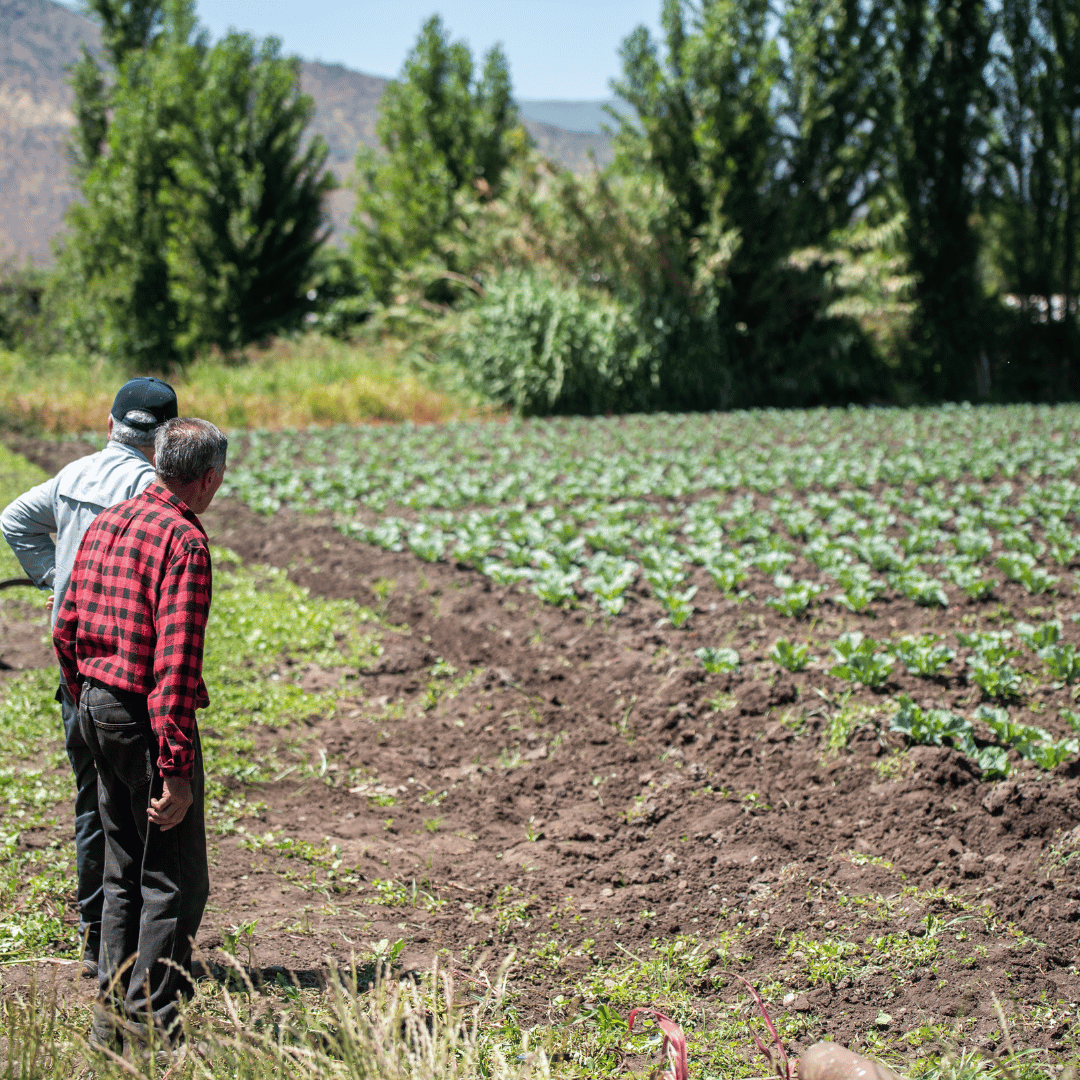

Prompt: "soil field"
[2,433,1079,1068]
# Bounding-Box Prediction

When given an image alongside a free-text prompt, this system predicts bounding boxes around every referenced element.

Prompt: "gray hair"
[110,409,160,448]
[154,418,228,485]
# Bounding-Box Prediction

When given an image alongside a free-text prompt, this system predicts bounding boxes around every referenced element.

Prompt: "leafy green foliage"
[1038,642,1080,684]
[765,574,823,617]
[448,271,655,416]
[771,639,815,672]
[223,408,1080,631]
[895,0,992,399]
[975,705,1079,771]
[350,15,523,304]
[893,634,956,676]
[832,564,886,613]
[830,632,895,689]
[960,630,1023,700]
[56,0,331,366]
[695,647,741,674]
[890,696,1011,777]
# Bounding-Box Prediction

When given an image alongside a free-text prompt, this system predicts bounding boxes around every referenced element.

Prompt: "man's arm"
[0,477,59,589]
[52,557,82,704]
[147,541,212,783]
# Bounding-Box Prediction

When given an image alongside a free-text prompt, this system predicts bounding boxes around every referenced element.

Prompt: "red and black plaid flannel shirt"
[53,482,212,779]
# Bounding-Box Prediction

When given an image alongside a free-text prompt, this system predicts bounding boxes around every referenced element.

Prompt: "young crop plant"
[581,554,638,616]
[889,566,949,607]
[530,566,580,607]
[696,647,740,674]
[951,529,993,560]
[854,536,905,572]
[655,584,699,628]
[975,705,1079,771]
[1014,619,1061,651]
[967,655,1023,700]
[753,549,796,574]
[407,523,449,563]
[901,526,946,560]
[830,631,895,689]
[996,552,1058,594]
[701,550,750,595]
[771,638,815,672]
[766,574,824,617]
[891,696,1009,778]
[959,631,1023,700]
[892,633,956,677]
[804,536,851,575]
[831,564,886,613]
[1037,642,1080,684]
[946,562,996,600]
[1044,519,1080,565]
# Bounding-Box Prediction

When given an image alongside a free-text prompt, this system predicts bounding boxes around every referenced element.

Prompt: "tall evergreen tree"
[350,16,524,303]
[163,34,334,355]
[57,0,331,366]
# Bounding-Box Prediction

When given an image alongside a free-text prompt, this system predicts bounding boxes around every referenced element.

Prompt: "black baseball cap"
[110,377,179,433]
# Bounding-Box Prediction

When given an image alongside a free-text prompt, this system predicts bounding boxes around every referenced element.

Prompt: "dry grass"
[0,334,492,433]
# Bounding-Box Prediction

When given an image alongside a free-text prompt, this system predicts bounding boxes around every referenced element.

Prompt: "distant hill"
[0,0,613,264]
[517,99,631,135]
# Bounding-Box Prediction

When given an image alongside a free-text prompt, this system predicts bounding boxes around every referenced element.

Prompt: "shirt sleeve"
[148,541,212,779]
[52,551,82,704]
[0,476,59,589]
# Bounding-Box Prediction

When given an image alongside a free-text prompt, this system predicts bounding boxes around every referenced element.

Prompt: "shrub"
[448,271,657,416]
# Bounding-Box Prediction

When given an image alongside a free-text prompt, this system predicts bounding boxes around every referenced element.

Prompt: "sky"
[190,0,663,100]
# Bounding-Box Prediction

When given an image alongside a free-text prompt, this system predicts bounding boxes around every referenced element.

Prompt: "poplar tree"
[894,0,992,398]
[988,0,1080,393]
[610,0,894,406]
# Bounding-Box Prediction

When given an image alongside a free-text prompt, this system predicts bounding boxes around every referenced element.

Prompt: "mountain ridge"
[0,0,612,264]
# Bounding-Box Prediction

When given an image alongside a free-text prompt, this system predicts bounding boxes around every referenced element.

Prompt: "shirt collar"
[104,439,153,466]
[143,481,207,532]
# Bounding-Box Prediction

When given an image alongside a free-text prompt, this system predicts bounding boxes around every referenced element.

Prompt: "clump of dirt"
[4,436,1079,1052]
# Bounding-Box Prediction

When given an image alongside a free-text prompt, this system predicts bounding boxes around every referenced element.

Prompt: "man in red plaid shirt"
[54,417,227,1052]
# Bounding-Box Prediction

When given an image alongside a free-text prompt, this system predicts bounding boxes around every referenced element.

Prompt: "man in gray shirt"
[0,377,178,975]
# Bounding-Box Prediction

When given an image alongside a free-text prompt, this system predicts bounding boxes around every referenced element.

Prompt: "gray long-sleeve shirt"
[0,441,156,626]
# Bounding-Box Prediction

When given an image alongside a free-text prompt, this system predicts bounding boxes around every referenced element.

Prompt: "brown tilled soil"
[3,436,1079,1056]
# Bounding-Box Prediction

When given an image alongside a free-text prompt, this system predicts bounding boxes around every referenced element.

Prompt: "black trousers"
[77,681,209,1040]
[58,682,105,950]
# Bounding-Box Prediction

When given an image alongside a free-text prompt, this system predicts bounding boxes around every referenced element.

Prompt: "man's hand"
[45,595,53,615]
[148,776,193,831]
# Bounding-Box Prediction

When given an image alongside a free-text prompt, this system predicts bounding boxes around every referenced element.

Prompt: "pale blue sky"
[191,0,663,99]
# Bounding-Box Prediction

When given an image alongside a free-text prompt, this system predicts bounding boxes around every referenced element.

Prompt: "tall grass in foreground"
[0,334,489,433]
[0,958,534,1079]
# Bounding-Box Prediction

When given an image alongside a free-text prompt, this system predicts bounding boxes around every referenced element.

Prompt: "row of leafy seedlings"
[695,622,1080,778]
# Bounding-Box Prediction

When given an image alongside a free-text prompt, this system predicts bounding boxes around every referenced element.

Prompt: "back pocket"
[89,702,152,787]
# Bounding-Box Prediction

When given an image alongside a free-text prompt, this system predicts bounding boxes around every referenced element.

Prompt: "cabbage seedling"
[830,632,894,689]
[696,647,740,674]
[771,638,815,672]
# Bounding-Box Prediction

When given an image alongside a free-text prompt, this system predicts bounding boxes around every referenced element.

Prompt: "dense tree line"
[344,2,1080,411]
[4,0,1077,409]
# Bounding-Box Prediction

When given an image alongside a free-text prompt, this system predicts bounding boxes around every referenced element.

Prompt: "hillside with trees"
[0,0,612,263]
